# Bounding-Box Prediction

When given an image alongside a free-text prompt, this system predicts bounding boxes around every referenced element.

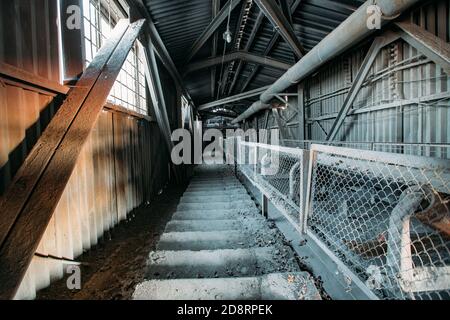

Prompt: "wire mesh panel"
[236,141,308,231]
[305,144,450,300]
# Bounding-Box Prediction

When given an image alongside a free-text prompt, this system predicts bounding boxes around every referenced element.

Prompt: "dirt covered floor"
[36,183,186,300]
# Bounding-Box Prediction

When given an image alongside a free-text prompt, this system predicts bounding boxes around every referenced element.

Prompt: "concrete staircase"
[133,166,321,300]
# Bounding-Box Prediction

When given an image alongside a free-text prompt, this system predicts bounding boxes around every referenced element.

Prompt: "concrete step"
[179,194,252,203]
[186,186,245,192]
[165,218,263,232]
[133,272,322,300]
[190,176,233,179]
[165,219,240,232]
[146,247,294,279]
[189,178,238,183]
[172,209,240,220]
[172,208,259,220]
[157,231,250,251]
[182,190,248,197]
[177,201,256,211]
[187,184,242,189]
[189,179,239,183]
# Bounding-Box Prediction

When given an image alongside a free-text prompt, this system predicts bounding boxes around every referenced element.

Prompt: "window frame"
[81,0,148,115]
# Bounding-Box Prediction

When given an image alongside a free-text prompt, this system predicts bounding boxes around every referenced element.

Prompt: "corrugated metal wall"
[0,0,62,195]
[251,0,450,158]
[13,107,168,300]
[0,84,63,195]
[0,0,60,82]
[0,0,175,299]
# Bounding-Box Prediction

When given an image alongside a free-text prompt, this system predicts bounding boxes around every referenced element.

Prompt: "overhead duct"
[232,0,420,124]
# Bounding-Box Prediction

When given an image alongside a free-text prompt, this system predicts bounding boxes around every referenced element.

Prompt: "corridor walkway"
[133,166,321,300]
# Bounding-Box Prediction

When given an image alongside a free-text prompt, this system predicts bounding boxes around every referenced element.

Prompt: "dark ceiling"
[145,0,365,119]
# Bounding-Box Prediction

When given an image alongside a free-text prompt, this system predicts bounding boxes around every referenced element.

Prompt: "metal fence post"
[262,193,269,219]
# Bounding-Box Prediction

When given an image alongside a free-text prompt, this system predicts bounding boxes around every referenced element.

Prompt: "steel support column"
[130,0,196,108]
[142,43,181,183]
[211,0,220,98]
[297,82,305,140]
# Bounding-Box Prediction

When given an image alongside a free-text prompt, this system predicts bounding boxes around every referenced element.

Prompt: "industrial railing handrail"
[230,137,450,300]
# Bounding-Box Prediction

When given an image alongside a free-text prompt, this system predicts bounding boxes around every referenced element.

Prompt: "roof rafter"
[183,51,293,75]
[185,0,242,64]
[254,0,306,59]
[240,0,303,93]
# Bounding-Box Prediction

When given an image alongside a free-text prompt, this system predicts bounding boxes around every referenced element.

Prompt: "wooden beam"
[0,19,129,249]
[0,19,145,299]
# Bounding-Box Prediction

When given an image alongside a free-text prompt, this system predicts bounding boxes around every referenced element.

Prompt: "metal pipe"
[232,0,420,124]
[199,85,270,111]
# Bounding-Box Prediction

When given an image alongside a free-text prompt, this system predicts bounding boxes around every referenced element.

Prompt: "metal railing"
[236,140,308,230]
[282,140,450,160]
[227,137,450,300]
[305,144,450,300]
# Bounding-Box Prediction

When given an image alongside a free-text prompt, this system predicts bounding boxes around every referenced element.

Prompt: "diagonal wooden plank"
[0,19,145,299]
[0,19,129,248]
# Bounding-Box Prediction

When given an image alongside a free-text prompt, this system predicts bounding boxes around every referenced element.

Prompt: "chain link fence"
[226,136,450,299]
[226,137,307,230]
[305,144,450,300]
